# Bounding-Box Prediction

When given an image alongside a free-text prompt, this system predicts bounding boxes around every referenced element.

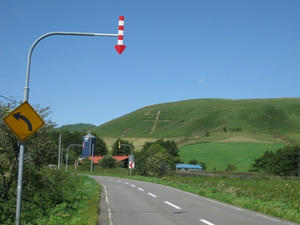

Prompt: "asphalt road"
[91,175,299,225]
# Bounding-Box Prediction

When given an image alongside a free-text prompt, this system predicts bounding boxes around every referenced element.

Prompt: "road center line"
[200,219,215,225]
[138,188,144,191]
[103,185,113,225]
[125,182,129,184]
[164,201,181,210]
[131,184,136,187]
[147,192,157,198]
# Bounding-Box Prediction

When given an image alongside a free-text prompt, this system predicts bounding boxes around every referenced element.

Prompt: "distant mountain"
[93,98,300,143]
[58,123,96,132]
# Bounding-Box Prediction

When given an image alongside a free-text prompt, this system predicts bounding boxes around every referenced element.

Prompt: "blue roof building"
[176,164,202,170]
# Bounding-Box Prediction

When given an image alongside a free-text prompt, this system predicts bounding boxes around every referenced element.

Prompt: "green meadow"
[179,142,285,171]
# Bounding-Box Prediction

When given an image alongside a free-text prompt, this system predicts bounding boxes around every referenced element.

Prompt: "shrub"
[226,164,237,171]
[100,156,116,169]
[198,161,207,170]
[189,159,198,165]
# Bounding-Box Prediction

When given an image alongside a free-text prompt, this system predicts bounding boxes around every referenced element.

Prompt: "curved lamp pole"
[65,144,82,172]
[16,24,124,225]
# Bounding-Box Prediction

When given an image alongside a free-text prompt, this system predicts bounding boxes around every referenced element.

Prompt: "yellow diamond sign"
[3,102,44,142]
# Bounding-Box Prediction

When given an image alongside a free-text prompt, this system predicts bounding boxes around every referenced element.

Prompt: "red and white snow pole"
[115,16,126,54]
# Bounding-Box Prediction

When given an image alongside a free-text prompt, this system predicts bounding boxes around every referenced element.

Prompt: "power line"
[0,94,20,104]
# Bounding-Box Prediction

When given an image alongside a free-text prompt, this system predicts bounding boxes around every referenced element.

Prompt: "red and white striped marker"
[115,16,126,54]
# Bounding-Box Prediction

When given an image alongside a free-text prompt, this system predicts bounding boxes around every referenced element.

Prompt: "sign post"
[4,16,126,225]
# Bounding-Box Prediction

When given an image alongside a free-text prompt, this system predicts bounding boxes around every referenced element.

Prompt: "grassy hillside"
[179,141,285,171]
[93,98,300,143]
[58,123,96,132]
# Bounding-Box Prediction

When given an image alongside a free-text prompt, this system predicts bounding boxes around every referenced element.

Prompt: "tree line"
[250,145,300,176]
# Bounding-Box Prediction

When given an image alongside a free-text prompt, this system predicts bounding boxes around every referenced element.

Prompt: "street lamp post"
[65,144,82,172]
[15,16,126,225]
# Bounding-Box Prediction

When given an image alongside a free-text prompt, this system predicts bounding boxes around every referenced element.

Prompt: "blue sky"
[1,1,299,127]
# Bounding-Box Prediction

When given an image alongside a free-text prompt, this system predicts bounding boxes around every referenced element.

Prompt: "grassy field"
[179,141,285,171]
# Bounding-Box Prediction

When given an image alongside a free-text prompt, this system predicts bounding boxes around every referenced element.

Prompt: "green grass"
[36,175,100,225]
[179,142,285,171]
[85,168,300,224]
[93,98,300,143]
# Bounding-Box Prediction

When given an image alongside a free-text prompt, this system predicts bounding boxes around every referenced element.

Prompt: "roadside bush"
[198,161,207,170]
[146,151,172,177]
[79,158,92,171]
[189,159,198,165]
[226,164,237,172]
[136,143,175,176]
[100,156,116,169]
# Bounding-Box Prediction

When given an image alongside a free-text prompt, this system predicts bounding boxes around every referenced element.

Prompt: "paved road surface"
[91,176,299,225]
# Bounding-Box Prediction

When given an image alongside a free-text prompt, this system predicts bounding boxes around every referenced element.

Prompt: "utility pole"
[58,134,62,169]
[90,143,95,173]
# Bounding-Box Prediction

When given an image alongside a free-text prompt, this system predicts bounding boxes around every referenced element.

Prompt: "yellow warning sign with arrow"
[3,101,44,142]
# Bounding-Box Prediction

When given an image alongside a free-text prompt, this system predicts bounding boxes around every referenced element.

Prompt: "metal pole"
[65,146,69,172]
[58,134,61,169]
[90,143,95,173]
[130,145,133,176]
[60,147,63,169]
[16,30,119,225]
[66,144,82,173]
[15,143,24,225]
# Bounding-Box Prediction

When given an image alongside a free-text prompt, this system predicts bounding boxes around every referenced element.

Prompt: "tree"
[136,143,175,176]
[141,139,179,157]
[91,132,108,156]
[146,151,172,177]
[155,139,179,157]
[198,161,207,170]
[0,102,63,223]
[226,164,237,172]
[112,139,133,156]
[100,156,116,169]
[250,145,300,176]
[188,159,198,165]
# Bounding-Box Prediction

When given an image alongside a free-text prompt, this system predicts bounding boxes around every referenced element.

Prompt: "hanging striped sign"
[115,16,126,54]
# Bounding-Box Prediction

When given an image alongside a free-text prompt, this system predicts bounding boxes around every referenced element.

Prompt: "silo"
[82,131,96,157]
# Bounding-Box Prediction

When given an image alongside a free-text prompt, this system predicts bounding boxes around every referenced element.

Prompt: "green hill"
[58,123,96,133]
[93,98,300,143]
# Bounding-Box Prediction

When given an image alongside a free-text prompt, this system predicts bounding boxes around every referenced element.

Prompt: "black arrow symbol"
[13,112,33,131]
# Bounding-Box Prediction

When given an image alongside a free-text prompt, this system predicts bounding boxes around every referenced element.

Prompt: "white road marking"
[206,198,245,212]
[138,188,144,191]
[256,213,281,222]
[200,219,215,225]
[164,201,181,210]
[147,192,157,198]
[131,184,136,188]
[125,182,129,184]
[103,185,113,225]
[116,180,121,182]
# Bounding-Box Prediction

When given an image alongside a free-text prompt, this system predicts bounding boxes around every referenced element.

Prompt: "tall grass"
[35,175,100,225]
